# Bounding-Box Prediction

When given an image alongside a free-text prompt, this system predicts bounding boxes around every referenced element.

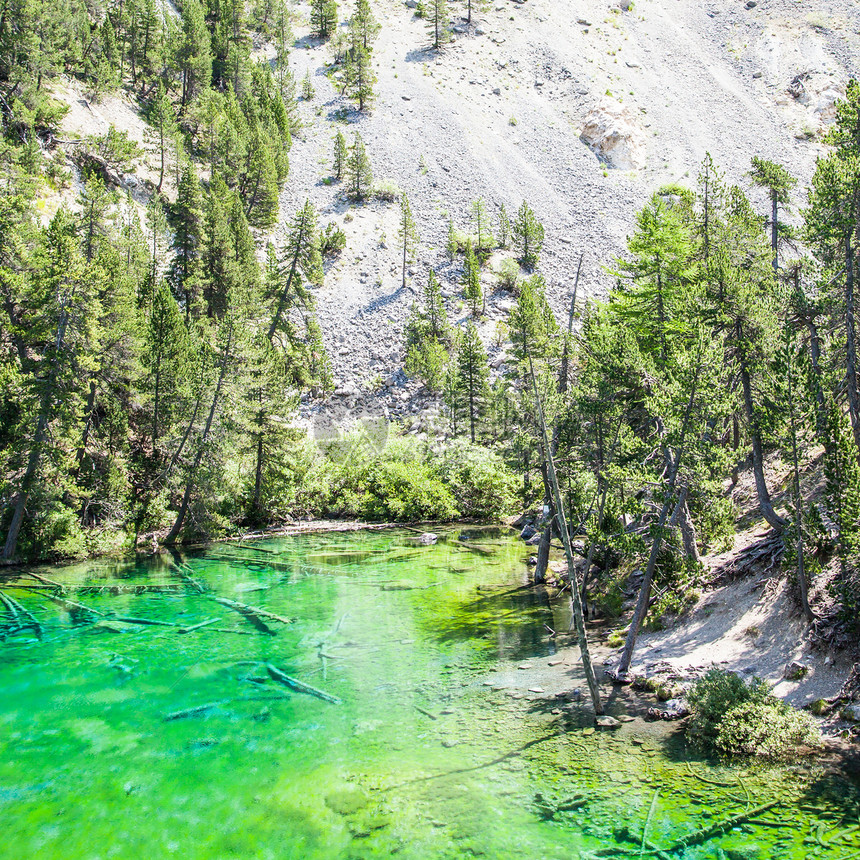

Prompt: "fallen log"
[23,571,66,590]
[45,594,104,618]
[0,591,42,637]
[115,616,178,627]
[171,563,206,594]
[266,663,341,704]
[213,597,292,633]
[164,700,229,721]
[177,618,221,634]
[664,800,780,853]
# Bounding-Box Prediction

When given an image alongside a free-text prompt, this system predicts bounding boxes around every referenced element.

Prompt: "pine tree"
[347,132,373,200]
[332,130,348,179]
[311,0,338,39]
[177,0,211,110]
[424,269,449,341]
[426,0,451,49]
[169,160,204,319]
[268,200,323,341]
[462,239,483,316]
[455,321,489,442]
[144,80,178,194]
[497,202,510,249]
[398,192,419,288]
[344,44,376,111]
[351,0,380,51]
[301,69,315,100]
[471,197,494,255]
[749,156,796,273]
[446,218,458,261]
[512,200,544,271]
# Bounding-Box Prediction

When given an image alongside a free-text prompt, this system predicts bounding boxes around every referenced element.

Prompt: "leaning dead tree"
[529,354,603,715]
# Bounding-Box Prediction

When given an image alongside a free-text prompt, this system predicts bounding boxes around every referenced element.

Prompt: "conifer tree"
[398,192,419,288]
[332,130,348,179]
[512,200,544,271]
[455,321,489,442]
[462,239,483,316]
[177,0,212,110]
[350,0,380,51]
[470,197,494,255]
[268,200,323,341]
[424,269,449,341]
[301,69,315,100]
[750,156,796,273]
[347,132,373,200]
[170,160,204,319]
[145,80,178,194]
[496,202,510,249]
[311,0,338,39]
[426,0,451,49]
[344,44,376,111]
[446,218,458,261]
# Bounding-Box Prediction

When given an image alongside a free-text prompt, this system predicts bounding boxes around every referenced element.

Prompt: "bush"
[374,179,401,202]
[716,700,820,758]
[687,668,821,758]
[496,257,520,292]
[360,460,458,521]
[687,669,769,743]
[320,221,346,257]
[432,439,518,519]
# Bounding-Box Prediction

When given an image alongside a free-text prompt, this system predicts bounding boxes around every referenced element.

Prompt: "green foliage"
[311,0,338,39]
[715,700,821,758]
[496,257,519,291]
[462,240,483,316]
[332,130,348,179]
[433,439,518,518]
[320,221,346,257]
[512,201,544,271]
[301,69,315,100]
[687,669,770,744]
[347,132,373,200]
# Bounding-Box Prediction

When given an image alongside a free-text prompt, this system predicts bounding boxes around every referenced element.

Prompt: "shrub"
[496,257,520,291]
[360,460,458,521]
[432,439,518,519]
[374,179,401,202]
[687,668,821,758]
[716,700,820,758]
[320,221,347,257]
[687,669,769,743]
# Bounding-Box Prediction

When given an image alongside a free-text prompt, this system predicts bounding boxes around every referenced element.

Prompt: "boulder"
[596,715,621,728]
[416,532,437,545]
[580,98,647,170]
[784,660,809,681]
[841,703,860,722]
[520,523,538,541]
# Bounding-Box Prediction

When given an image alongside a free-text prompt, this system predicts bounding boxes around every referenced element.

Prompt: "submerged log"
[177,618,221,634]
[45,594,104,618]
[115,616,178,627]
[266,663,341,704]
[164,701,229,721]
[0,590,42,637]
[171,562,206,594]
[664,800,780,853]
[213,597,292,633]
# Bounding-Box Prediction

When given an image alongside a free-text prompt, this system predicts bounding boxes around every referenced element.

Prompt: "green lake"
[1,527,858,859]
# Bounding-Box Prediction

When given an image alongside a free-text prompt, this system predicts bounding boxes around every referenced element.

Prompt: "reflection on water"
[0,529,858,859]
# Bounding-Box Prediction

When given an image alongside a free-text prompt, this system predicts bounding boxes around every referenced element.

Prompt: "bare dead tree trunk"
[616,351,703,678]
[529,354,602,715]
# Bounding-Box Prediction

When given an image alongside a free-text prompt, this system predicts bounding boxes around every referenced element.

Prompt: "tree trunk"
[529,355,602,715]
[164,324,233,544]
[617,352,703,678]
[558,253,583,394]
[771,192,779,274]
[845,237,860,460]
[534,497,552,585]
[253,432,265,516]
[738,327,786,530]
[670,486,700,564]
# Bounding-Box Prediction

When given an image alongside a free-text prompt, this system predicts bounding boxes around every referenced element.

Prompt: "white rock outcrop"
[580,99,647,170]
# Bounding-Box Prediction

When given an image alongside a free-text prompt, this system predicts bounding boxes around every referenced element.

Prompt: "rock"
[581,727,595,736]
[404,0,418,6]
[520,523,538,540]
[619,0,632,9]
[475,26,485,35]
[525,532,542,546]
[452,24,466,33]
[492,87,501,95]
[528,687,545,694]
[416,532,437,544]
[534,80,544,87]
[325,787,369,815]
[752,70,763,79]
[580,98,647,170]
[617,714,635,722]
[842,704,860,722]
[596,715,621,728]
[784,661,809,681]
[527,555,538,565]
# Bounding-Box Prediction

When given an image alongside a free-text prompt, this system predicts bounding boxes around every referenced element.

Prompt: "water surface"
[1,528,857,858]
